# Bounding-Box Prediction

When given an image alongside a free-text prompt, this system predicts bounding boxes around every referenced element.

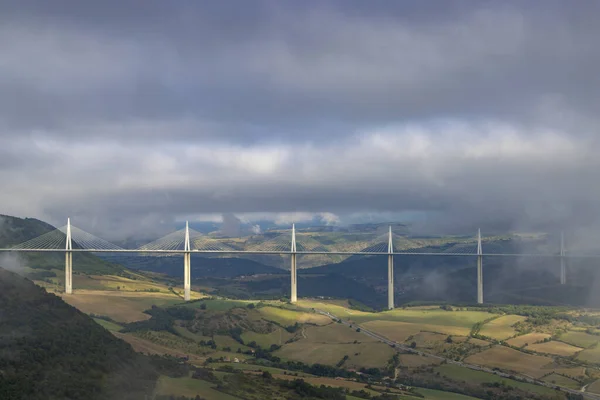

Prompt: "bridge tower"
[560,231,566,285]
[184,221,191,301]
[477,229,483,304]
[388,226,394,310]
[65,217,73,294]
[290,224,297,303]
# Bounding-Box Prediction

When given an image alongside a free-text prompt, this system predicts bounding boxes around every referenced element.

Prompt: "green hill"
[0,214,127,276]
[0,267,158,399]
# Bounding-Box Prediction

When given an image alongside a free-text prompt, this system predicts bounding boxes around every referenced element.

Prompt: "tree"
[200,303,207,310]
[410,341,417,349]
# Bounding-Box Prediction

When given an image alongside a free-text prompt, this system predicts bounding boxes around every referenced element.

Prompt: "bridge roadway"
[0,248,590,257]
[315,309,600,400]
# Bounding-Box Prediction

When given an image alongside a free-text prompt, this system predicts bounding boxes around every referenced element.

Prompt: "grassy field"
[560,331,600,348]
[587,379,600,394]
[506,332,551,348]
[552,367,586,380]
[479,315,526,340]
[241,328,294,348]
[362,319,470,337]
[398,353,442,367]
[184,299,257,311]
[303,323,378,343]
[275,341,395,369]
[415,388,480,400]
[258,306,330,326]
[464,345,553,378]
[468,337,491,347]
[576,345,600,363]
[155,375,239,400]
[435,364,559,396]
[173,325,212,343]
[541,373,581,390]
[61,290,182,322]
[214,335,250,351]
[92,318,123,332]
[113,332,204,365]
[210,362,315,378]
[527,341,583,356]
[411,332,448,349]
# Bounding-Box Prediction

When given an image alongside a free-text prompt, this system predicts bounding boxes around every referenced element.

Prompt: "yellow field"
[527,341,583,357]
[258,306,330,326]
[479,315,526,340]
[398,353,442,367]
[362,319,470,338]
[274,341,394,369]
[576,346,600,363]
[506,333,551,348]
[560,331,600,348]
[468,338,491,347]
[541,373,581,390]
[464,345,553,378]
[61,290,182,322]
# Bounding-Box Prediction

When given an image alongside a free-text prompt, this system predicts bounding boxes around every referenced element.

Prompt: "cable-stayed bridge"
[0,219,584,309]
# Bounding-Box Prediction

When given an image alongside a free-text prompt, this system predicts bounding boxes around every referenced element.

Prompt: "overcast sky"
[1,0,599,238]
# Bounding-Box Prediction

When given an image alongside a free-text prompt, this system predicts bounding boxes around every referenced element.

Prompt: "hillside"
[0,267,158,399]
[0,214,128,277]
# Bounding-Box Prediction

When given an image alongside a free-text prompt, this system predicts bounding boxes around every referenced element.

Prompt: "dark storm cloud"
[1,1,600,237]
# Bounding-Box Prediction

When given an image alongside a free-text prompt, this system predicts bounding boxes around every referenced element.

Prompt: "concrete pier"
[477,229,483,304]
[290,224,297,303]
[388,226,394,310]
[184,222,191,301]
[65,218,73,294]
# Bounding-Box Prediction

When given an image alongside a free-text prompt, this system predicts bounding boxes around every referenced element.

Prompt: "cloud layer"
[1,1,599,238]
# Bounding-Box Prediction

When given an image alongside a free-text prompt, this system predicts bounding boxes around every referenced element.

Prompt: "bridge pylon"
[560,231,566,285]
[184,221,191,301]
[388,226,394,310]
[477,229,483,304]
[65,218,73,294]
[290,224,297,303]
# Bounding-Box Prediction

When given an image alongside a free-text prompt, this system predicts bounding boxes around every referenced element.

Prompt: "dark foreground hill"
[0,268,158,400]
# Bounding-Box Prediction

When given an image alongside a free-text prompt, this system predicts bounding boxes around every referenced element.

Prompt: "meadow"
[559,330,600,348]
[506,332,550,347]
[478,315,526,340]
[527,341,583,356]
[464,345,553,378]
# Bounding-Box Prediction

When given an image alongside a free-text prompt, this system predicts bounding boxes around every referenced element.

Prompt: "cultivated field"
[506,332,551,347]
[479,315,526,340]
[464,345,553,378]
[61,290,182,322]
[541,373,581,390]
[92,318,123,332]
[411,331,448,349]
[274,341,395,369]
[359,320,421,342]
[258,306,330,326]
[241,328,294,348]
[398,353,442,367]
[587,379,600,395]
[527,341,583,356]
[155,375,238,400]
[435,364,559,396]
[576,345,600,363]
[302,323,378,343]
[560,331,600,348]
